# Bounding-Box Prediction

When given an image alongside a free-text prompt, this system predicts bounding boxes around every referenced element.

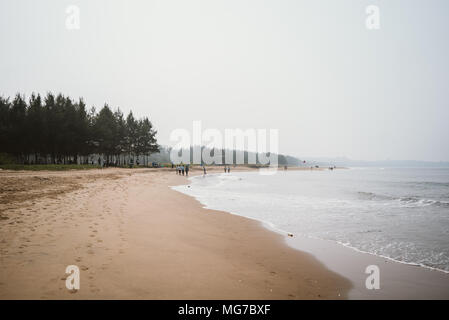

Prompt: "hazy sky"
[1,0,448,161]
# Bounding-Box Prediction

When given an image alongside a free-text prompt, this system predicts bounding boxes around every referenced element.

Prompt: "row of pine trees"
[0,93,159,165]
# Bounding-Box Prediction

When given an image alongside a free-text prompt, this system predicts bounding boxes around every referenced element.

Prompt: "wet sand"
[287,235,449,299]
[0,167,350,299]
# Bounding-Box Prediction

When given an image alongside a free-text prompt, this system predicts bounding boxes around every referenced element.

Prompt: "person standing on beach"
[181,165,185,176]
[224,166,227,173]
[227,166,230,173]
[185,165,189,176]
[203,166,207,175]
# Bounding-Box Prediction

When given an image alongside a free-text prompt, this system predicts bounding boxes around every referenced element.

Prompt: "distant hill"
[147,146,302,166]
[302,157,449,168]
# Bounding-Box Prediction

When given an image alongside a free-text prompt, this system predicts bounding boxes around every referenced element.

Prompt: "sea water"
[173,168,449,272]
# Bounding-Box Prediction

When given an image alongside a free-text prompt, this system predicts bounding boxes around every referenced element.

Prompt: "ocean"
[173,167,449,273]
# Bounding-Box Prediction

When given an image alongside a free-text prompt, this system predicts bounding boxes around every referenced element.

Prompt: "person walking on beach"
[203,166,207,175]
[181,165,185,176]
[227,166,230,173]
[224,166,227,173]
[185,165,189,176]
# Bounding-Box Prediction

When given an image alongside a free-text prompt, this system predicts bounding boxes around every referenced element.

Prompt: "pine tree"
[0,93,160,166]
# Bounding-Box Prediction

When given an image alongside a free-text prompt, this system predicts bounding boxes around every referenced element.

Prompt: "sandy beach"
[0,167,350,299]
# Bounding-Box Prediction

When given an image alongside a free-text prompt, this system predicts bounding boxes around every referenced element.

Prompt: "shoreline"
[176,170,449,299]
[0,167,350,299]
[288,234,449,299]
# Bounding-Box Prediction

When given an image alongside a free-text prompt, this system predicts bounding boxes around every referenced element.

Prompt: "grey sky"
[1,0,448,161]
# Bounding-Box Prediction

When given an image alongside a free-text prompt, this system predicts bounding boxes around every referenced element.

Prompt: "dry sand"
[0,167,350,299]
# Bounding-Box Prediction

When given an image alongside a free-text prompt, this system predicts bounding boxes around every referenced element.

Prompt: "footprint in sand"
[43,290,57,296]
[89,286,100,293]
[80,265,88,271]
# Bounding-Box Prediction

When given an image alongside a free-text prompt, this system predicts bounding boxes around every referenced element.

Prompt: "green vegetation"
[0,164,101,171]
[0,153,15,165]
[0,93,159,166]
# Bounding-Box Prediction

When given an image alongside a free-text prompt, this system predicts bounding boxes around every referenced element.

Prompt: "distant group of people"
[176,164,189,176]
[173,164,233,176]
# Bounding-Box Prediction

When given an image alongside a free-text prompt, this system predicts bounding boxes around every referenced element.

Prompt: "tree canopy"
[0,93,159,164]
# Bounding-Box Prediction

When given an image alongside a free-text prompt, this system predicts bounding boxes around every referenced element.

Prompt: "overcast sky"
[1,0,448,161]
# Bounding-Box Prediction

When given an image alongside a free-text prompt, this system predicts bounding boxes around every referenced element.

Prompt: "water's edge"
[173,173,449,274]
[171,173,449,299]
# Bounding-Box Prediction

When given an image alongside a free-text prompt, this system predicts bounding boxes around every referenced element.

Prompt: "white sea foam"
[173,168,449,273]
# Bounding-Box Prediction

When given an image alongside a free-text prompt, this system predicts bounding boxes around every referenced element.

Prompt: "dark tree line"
[0,93,159,165]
